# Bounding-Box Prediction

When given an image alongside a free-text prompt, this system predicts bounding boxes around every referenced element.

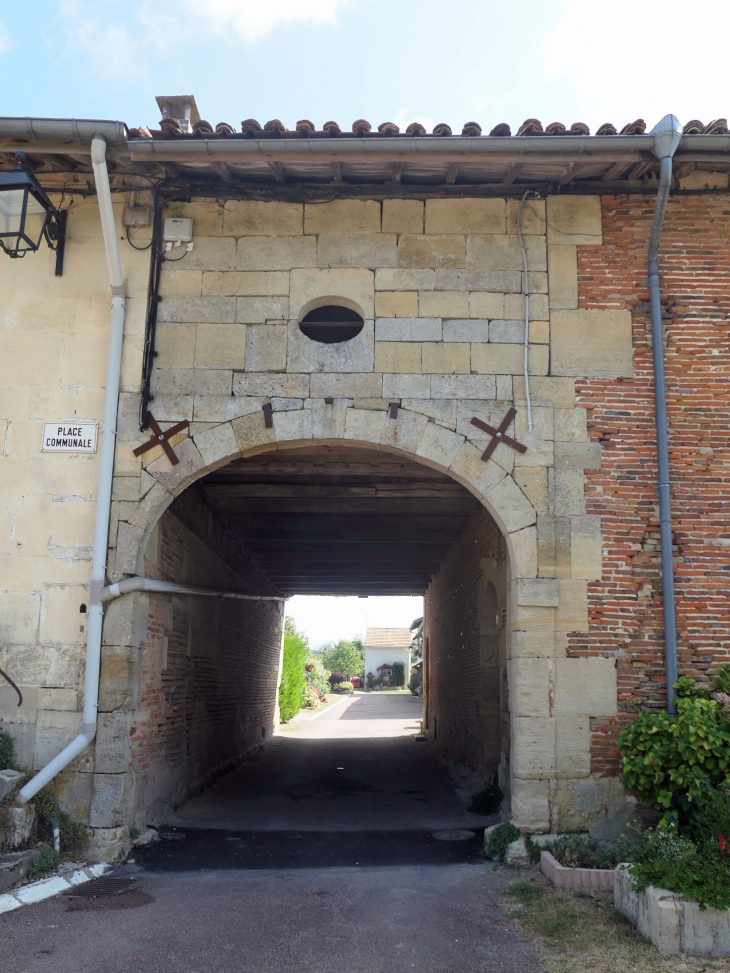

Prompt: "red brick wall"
[571,192,730,776]
[424,509,506,780]
[131,489,284,824]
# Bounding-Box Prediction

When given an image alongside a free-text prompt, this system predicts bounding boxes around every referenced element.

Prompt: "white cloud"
[65,19,137,79]
[542,0,730,129]
[0,21,11,56]
[287,595,422,650]
[183,0,352,44]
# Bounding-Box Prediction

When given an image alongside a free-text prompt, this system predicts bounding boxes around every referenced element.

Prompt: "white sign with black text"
[42,422,98,453]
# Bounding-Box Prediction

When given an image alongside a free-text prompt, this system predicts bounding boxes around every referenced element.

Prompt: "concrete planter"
[0,805,35,849]
[614,865,730,955]
[540,850,615,891]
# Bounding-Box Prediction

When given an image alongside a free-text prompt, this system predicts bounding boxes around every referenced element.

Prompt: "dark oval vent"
[299,305,364,344]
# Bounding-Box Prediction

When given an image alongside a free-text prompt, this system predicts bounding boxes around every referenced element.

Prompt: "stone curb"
[540,849,614,891]
[0,863,110,915]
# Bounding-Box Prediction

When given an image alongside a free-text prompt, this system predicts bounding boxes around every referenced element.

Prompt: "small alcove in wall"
[298,304,365,344]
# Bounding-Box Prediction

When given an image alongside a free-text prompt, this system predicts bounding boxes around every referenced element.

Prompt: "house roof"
[365,627,412,649]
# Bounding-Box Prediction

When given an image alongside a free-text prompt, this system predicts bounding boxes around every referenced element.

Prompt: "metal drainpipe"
[647,115,683,715]
[18,136,126,804]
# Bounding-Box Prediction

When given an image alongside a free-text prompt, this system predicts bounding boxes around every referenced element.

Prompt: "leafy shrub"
[467,775,503,815]
[617,693,730,823]
[331,682,354,694]
[279,618,309,722]
[0,729,17,771]
[26,844,58,880]
[305,657,330,697]
[303,685,321,708]
[543,833,629,870]
[485,821,521,862]
[34,787,86,856]
[392,661,405,687]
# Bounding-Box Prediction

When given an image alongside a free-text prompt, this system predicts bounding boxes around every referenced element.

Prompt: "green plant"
[0,729,17,771]
[26,844,58,880]
[542,832,629,870]
[467,775,503,815]
[129,827,141,841]
[279,618,309,722]
[392,661,405,687]
[523,834,543,865]
[617,694,730,823]
[33,787,86,856]
[331,681,354,694]
[322,639,364,679]
[505,880,543,904]
[485,821,521,862]
[712,664,730,695]
[305,657,330,697]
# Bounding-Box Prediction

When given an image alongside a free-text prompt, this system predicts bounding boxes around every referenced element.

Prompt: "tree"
[279,618,309,722]
[392,661,406,687]
[322,639,364,679]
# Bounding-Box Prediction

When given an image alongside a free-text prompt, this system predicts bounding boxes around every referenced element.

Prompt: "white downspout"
[19,136,125,804]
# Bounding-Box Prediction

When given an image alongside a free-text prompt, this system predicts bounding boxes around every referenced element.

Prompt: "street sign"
[41,422,98,453]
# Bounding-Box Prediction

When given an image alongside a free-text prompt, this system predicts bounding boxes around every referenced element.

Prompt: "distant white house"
[363,628,412,688]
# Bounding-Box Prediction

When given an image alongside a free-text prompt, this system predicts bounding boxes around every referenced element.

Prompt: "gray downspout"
[648,115,683,714]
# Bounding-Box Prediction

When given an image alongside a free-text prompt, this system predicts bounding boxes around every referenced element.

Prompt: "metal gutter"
[0,118,127,146]
[99,576,285,603]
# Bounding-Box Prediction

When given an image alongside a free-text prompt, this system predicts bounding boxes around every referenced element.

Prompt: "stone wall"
[423,508,506,788]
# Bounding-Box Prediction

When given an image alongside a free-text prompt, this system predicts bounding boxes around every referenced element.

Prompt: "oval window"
[299,305,364,344]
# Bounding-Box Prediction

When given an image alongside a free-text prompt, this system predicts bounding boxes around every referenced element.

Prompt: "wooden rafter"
[602,161,634,182]
[390,161,404,183]
[445,162,461,184]
[502,162,523,185]
[331,161,343,183]
[674,162,696,180]
[268,161,285,182]
[627,161,653,180]
[212,161,231,181]
[558,162,585,186]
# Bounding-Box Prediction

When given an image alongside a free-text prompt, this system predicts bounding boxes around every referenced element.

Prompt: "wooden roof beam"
[602,161,634,182]
[212,161,231,181]
[331,161,343,183]
[558,162,586,185]
[502,162,523,184]
[268,161,285,182]
[390,161,404,184]
[445,162,461,184]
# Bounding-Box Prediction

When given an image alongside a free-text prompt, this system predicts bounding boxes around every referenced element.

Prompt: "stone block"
[0,769,25,802]
[85,826,129,863]
[434,269,522,293]
[193,395,261,423]
[317,233,397,269]
[507,197,546,235]
[469,292,505,318]
[552,777,626,833]
[171,199,224,236]
[95,712,131,774]
[511,778,551,833]
[151,367,232,396]
[223,200,302,235]
[232,410,276,454]
[431,374,496,399]
[236,296,289,323]
[0,849,41,892]
[448,441,506,500]
[570,515,602,580]
[421,343,470,374]
[310,373,382,398]
[374,342,421,373]
[154,324,196,367]
[514,467,549,516]
[471,343,549,376]
[512,717,556,777]
[510,526,538,579]
[380,409,429,456]
[236,236,316,271]
[114,521,146,575]
[202,270,290,296]
[552,469,586,517]
[553,408,588,443]
[375,268,435,291]
[183,237,236,271]
[467,234,547,272]
[425,198,505,234]
[344,407,387,445]
[555,715,591,778]
[397,235,465,269]
[375,318,442,342]
[37,688,77,711]
[488,319,524,343]
[288,319,374,373]
[679,170,730,190]
[382,199,424,234]
[546,196,602,245]
[484,474,536,534]
[289,267,374,320]
[34,710,82,769]
[548,245,578,310]
[233,373,310,398]
[442,319,489,342]
[244,324,287,372]
[0,725,35,772]
[552,309,634,378]
[555,579,589,636]
[194,323,245,369]
[145,438,207,496]
[307,398,349,440]
[419,291,469,318]
[516,578,559,607]
[407,399,457,428]
[553,657,617,717]
[504,292,547,320]
[160,269,203,297]
[505,838,532,867]
[554,442,602,471]
[374,291,419,318]
[382,374,431,399]
[90,771,134,828]
[510,630,557,659]
[526,271,549,294]
[158,296,235,324]
[304,200,381,234]
[98,644,140,712]
[415,422,464,470]
[514,376,575,408]
[0,805,35,849]
[0,590,40,644]
[273,409,313,445]
[193,422,240,471]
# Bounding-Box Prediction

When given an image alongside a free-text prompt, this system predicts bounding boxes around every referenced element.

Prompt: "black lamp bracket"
[14,151,66,276]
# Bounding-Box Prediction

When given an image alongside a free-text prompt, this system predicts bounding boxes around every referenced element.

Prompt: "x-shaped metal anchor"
[133,413,189,466]
[471,407,527,462]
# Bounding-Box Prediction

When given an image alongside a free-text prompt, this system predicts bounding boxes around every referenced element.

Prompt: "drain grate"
[63,877,137,898]
[431,830,476,842]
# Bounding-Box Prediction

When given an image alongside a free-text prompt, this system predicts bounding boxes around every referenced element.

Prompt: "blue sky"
[2,0,728,134]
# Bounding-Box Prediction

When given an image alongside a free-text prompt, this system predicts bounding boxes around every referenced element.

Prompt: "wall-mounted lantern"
[0,152,66,275]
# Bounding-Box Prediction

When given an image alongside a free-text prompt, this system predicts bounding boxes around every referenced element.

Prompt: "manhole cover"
[63,877,137,898]
[431,830,476,842]
[63,876,154,912]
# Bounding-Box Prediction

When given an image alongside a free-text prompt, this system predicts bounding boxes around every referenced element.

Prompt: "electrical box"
[123,205,151,227]
[163,217,193,243]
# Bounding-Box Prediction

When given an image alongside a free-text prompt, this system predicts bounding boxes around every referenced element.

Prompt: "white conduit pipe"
[516,191,534,432]
[100,577,285,603]
[19,137,125,804]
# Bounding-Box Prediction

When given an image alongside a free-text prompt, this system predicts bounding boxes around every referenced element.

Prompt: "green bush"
[485,821,521,862]
[305,657,330,697]
[617,692,730,823]
[26,844,58,880]
[543,833,629,870]
[331,682,354,694]
[33,787,86,856]
[279,618,309,722]
[467,775,503,815]
[392,661,405,687]
[0,729,17,771]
